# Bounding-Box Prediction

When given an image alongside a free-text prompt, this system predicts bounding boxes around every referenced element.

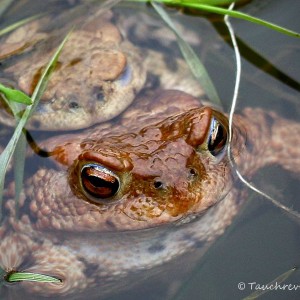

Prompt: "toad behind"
[0,7,204,131]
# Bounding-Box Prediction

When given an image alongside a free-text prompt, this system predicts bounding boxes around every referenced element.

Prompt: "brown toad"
[1,89,299,299]
[0,8,146,130]
[0,6,204,131]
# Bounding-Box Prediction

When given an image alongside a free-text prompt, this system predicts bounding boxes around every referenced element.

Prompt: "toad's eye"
[207,116,228,158]
[81,164,120,200]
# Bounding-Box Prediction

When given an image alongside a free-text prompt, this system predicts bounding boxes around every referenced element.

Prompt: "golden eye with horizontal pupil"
[81,164,120,200]
[207,116,228,157]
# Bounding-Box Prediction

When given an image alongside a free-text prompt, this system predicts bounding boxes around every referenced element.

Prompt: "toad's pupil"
[81,164,120,199]
[207,117,227,157]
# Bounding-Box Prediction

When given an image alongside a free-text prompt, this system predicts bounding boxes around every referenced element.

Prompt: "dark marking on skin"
[145,73,160,90]
[201,94,210,102]
[15,253,39,272]
[69,101,80,109]
[110,13,120,31]
[245,137,255,153]
[55,61,63,71]
[163,54,178,72]
[148,243,165,254]
[265,113,275,128]
[68,57,82,67]
[79,259,99,278]
[30,67,44,94]
[105,219,117,229]
[194,239,206,249]
[181,233,192,242]
[31,120,42,129]
[93,86,105,102]
[31,60,62,95]
[180,232,205,249]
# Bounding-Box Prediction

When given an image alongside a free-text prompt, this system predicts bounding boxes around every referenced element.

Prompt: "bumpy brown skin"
[0,8,205,132]
[25,90,233,232]
[1,90,300,298]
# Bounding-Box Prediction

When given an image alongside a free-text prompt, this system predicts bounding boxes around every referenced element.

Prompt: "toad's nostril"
[93,87,105,102]
[154,181,164,189]
[188,168,198,181]
[69,101,79,109]
[189,168,197,176]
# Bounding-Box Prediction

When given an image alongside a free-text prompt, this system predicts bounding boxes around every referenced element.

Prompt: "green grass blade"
[197,0,240,4]
[29,31,72,111]
[151,1,221,106]
[0,14,43,37]
[152,1,300,38]
[181,2,300,38]
[6,272,61,283]
[0,83,32,105]
[0,31,71,220]
[191,0,238,4]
